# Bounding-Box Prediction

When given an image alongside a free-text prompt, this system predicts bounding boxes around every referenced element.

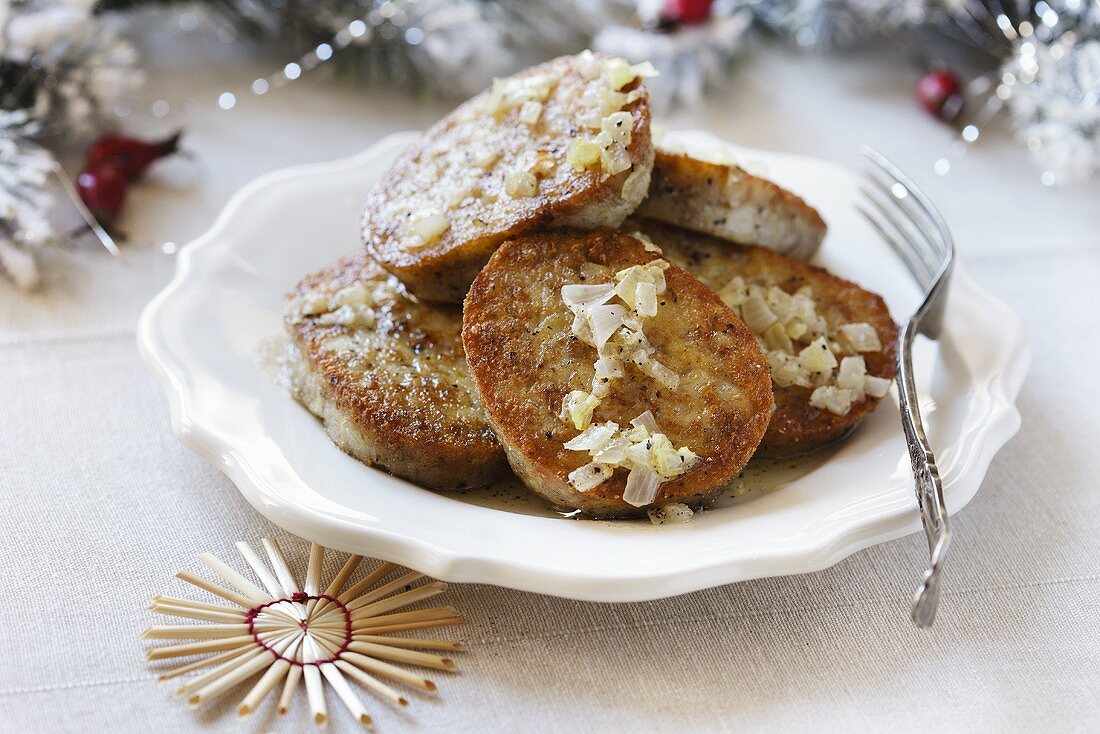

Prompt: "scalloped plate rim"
[137,131,1029,602]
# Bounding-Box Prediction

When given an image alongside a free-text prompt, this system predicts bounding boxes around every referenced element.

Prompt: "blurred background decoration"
[2,0,1098,287]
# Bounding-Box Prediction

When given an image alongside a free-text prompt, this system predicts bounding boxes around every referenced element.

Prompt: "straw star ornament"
[143,539,466,726]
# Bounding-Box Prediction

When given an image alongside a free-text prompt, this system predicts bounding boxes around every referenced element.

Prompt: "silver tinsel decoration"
[0,135,55,289]
[1003,33,1100,184]
[743,0,907,47]
[594,8,753,108]
[1,0,143,288]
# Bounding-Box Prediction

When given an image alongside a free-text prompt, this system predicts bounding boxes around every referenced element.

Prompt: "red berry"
[85,131,181,181]
[662,0,713,25]
[77,163,129,223]
[915,70,962,120]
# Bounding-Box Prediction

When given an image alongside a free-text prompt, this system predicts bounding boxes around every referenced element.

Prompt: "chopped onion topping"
[600,144,632,176]
[563,421,619,452]
[648,503,694,525]
[629,230,662,254]
[630,410,660,435]
[810,385,852,416]
[721,276,892,415]
[568,462,614,492]
[566,137,602,169]
[587,304,628,349]
[863,375,892,398]
[487,74,553,117]
[741,294,778,333]
[839,323,883,352]
[560,390,600,430]
[592,356,624,397]
[592,435,631,464]
[635,282,658,317]
[622,465,661,507]
[518,100,542,125]
[799,336,839,374]
[298,294,331,317]
[576,49,603,80]
[621,167,649,202]
[562,283,616,308]
[504,168,538,198]
[638,355,680,390]
[836,355,867,390]
[601,111,633,145]
[557,254,698,505]
[405,210,450,250]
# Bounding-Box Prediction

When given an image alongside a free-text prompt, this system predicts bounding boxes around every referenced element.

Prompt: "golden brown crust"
[285,253,508,490]
[462,229,774,518]
[637,150,826,260]
[630,218,898,458]
[362,53,654,303]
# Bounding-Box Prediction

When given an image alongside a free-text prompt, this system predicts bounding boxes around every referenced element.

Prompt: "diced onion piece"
[799,336,839,374]
[810,386,853,416]
[566,137,601,169]
[571,309,594,346]
[568,462,614,492]
[334,284,370,307]
[562,283,615,309]
[630,410,659,436]
[785,318,808,340]
[595,87,628,115]
[588,304,628,350]
[836,356,867,390]
[530,151,557,177]
[839,322,883,352]
[407,209,450,247]
[622,465,661,507]
[635,281,658,317]
[591,356,624,397]
[601,111,633,145]
[577,49,603,80]
[504,169,538,197]
[600,144,632,175]
[472,146,500,168]
[630,230,662,253]
[593,435,631,465]
[560,390,601,430]
[299,294,331,316]
[621,167,649,201]
[630,60,659,79]
[614,267,643,308]
[719,276,748,307]
[741,294,778,333]
[564,421,620,452]
[642,358,680,390]
[648,503,694,525]
[518,101,542,125]
[602,58,637,90]
[762,322,793,353]
[768,351,812,388]
[646,434,685,477]
[863,374,892,398]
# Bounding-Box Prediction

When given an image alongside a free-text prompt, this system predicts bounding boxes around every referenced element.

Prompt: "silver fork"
[857,147,956,629]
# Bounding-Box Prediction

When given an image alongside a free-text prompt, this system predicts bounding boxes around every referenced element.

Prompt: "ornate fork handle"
[896,317,952,628]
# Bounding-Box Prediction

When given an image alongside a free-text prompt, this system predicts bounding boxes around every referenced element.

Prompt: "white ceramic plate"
[138,131,1029,602]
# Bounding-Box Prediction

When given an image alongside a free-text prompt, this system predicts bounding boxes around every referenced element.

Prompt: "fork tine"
[858,185,938,286]
[861,146,955,264]
[856,204,933,286]
[858,147,955,629]
[862,166,947,269]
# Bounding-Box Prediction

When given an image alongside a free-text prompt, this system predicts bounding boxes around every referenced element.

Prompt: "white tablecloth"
[3,24,1099,733]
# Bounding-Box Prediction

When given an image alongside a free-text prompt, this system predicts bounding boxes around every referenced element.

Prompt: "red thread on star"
[245,593,352,666]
